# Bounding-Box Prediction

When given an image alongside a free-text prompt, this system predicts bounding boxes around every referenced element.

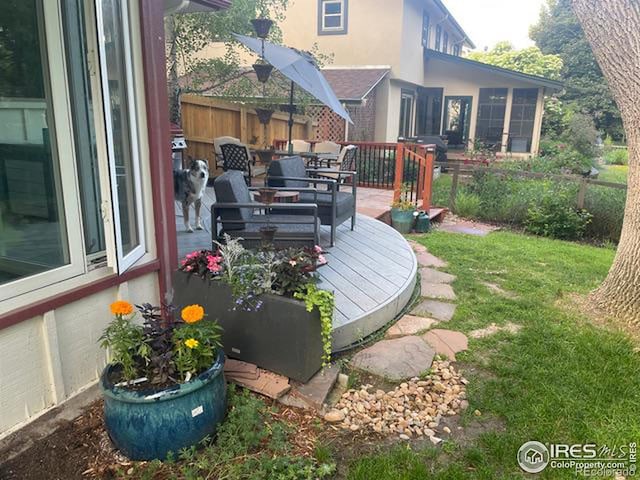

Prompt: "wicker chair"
[220,143,252,186]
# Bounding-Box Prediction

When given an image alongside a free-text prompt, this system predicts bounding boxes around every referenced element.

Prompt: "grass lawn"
[599,165,628,184]
[346,231,640,479]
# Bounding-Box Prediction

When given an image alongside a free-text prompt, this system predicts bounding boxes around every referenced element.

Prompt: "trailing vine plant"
[295,284,334,366]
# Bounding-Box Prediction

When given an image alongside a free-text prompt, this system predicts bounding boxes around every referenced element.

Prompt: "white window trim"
[321,0,344,31]
[95,0,146,273]
[0,0,86,302]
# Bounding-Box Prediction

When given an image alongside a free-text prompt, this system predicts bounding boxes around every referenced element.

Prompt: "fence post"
[422,147,435,212]
[239,107,248,144]
[577,178,588,209]
[449,162,460,211]
[393,142,405,202]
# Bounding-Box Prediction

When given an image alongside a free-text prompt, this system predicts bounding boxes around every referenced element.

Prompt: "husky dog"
[174,159,209,232]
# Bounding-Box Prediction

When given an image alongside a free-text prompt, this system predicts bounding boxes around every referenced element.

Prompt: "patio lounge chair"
[314,145,358,182]
[212,170,320,248]
[267,156,357,246]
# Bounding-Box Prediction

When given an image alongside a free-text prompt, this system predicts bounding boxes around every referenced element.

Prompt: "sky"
[444,0,547,51]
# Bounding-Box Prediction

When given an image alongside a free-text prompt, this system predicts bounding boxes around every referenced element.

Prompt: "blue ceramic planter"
[100,351,227,460]
[391,208,416,234]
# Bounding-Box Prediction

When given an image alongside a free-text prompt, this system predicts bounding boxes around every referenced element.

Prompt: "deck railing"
[393,143,436,211]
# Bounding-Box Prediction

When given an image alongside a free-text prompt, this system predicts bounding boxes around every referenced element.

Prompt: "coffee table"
[252,190,300,203]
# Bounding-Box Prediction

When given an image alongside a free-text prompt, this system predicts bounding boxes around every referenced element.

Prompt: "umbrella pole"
[288,81,294,155]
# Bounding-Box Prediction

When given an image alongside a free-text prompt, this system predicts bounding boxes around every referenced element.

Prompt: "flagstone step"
[421,282,457,301]
[420,267,456,284]
[412,299,456,322]
[350,336,436,381]
[385,314,437,339]
[422,329,468,361]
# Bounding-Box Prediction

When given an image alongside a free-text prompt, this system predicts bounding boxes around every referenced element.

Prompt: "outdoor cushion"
[298,191,355,220]
[213,171,253,230]
[237,214,320,235]
[267,156,309,188]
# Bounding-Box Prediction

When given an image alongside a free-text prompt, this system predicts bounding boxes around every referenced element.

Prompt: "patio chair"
[289,139,311,153]
[220,143,252,186]
[313,145,358,183]
[213,136,251,170]
[267,156,357,246]
[212,170,320,248]
[311,140,342,168]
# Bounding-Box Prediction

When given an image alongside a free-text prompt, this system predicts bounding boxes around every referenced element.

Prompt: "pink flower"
[289,260,297,266]
[185,265,193,271]
[313,245,323,254]
[317,255,327,265]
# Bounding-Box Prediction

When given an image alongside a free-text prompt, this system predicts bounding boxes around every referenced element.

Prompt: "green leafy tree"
[165,0,289,124]
[530,0,623,139]
[466,41,563,80]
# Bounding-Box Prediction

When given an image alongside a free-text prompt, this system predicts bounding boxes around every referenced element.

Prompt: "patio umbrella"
[233,33,352,150]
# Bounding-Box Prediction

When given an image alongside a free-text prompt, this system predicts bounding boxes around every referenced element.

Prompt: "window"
[422,12,430,48]
[453,44,461,56]
[97,0,146,271]
[443,32,448,53]
[318,0,347,35]
[435,25,441,51]
[0,0,84,299]
[509,88,539,153]
[0,0,146,301]
[475,88,508,147]
[415,88,443,136]
[399,91,415,139]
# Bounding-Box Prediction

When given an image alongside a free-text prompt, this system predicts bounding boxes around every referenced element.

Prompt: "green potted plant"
[173,237,333,382]
[99,301,226,461]
[391,184,417,234]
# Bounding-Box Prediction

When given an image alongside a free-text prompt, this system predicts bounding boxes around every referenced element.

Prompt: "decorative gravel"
[324,360,468,442]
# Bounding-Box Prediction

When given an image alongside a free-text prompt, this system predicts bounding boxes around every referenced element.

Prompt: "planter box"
[101,352,227,460]
[173,271,323,383]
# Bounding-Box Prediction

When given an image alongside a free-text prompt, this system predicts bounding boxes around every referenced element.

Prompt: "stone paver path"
[385,315,437,339]
[420,282,457,300]
[420,267,456,284]
[350,336,436,381]
[422,329,469,361]
[412,299,456,322]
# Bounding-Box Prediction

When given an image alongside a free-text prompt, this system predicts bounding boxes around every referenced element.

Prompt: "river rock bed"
[324,360,468,442]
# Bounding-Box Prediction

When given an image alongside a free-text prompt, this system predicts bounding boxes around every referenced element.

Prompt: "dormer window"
[435,25,442,51]
[318,0,348,35]
[422,12,430,48]
[453,44,461,56]
[443,32,449,53]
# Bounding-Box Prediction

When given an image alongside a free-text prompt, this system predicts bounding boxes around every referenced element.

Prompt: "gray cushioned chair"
[212,170,320,248]
[267,156,357,246]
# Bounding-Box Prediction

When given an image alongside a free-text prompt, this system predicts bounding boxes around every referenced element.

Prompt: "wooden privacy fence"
[180,94,316,171]
[442,162,627,211]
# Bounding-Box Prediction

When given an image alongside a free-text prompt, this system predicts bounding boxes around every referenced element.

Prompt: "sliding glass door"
[415,87,443,137]
[443,96,472,147]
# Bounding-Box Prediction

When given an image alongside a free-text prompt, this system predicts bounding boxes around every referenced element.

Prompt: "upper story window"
[318,0,348,35]
[435,25,442,51]
[422,12,430,48]
[443,31,449,53]
[453,44,461,56]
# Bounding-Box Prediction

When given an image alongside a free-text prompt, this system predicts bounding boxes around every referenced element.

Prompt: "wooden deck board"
[175,188,417,350]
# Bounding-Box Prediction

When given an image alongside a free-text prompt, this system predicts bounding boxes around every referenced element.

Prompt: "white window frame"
[321,0,344,31]
[0,0,86,301]
[94,0,146,273]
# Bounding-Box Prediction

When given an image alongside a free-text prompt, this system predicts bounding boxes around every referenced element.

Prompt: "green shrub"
[453,191,481,218]
[525,187,592,240]
[584,185,626,243]
[562,112,598,158]
[603,148,628,165]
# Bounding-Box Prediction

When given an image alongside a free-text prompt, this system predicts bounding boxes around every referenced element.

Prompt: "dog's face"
[189,160,209,180]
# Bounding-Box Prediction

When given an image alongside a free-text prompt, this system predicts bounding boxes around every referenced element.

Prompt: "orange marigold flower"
[110,300,134,316]
[181,304,205,324]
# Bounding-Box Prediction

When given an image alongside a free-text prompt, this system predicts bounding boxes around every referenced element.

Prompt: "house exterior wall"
[346,87,378,142]
[0,0,174,438]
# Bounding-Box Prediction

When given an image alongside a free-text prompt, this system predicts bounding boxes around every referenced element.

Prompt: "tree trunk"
[572,0,640,321]
[165,15,181,126]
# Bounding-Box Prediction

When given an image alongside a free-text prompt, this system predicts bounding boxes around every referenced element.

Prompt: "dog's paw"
[185,226,194,233]
[196,223,204,230]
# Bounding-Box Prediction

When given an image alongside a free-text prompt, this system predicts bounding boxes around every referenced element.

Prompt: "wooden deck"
[175,187,417,351]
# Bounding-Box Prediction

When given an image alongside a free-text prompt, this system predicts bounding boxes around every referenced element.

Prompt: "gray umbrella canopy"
[233,33,353,124]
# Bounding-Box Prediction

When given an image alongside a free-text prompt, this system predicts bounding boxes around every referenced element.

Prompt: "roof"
[432,0,475,49]
[425,49,564,91]
[320,67,390,102]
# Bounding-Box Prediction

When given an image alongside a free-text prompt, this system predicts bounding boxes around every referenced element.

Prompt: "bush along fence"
[433,162,627,242]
